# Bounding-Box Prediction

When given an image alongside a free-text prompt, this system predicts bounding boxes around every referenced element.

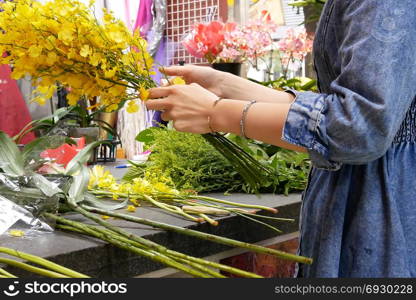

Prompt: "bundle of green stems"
[0,247,88,278]
[43,199,312,278]
[90,189,294,233]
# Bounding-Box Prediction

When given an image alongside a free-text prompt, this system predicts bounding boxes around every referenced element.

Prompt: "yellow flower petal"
[109,84,126,97]
[127,205,136,212]
[58,28,74,44]
[104,68,117,78]
[32,96,47,106]
[109,31,125,44]
[46,52,58,65]
[130,199,140,206]
[9,230,25,237]
[80,45,91,57]
[105,104,119,112]
[89,53,102,66]
[126,100,139,113]
[139,86,149,101]
[28,45,42,58]
[67,93,80,106]
[172,77,186,85]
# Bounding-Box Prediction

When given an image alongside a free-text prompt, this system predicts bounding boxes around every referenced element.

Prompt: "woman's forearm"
[210,99,306,152]
[219,73,294,104]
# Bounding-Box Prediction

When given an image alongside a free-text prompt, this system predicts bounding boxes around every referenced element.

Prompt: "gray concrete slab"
[0,193,302,277]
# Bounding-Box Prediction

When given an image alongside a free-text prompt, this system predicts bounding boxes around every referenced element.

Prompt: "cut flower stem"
[79,206,312,264]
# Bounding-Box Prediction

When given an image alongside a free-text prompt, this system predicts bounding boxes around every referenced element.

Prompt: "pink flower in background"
[276,27,313,77]
[277,28,313,62]
[182,16,278,63]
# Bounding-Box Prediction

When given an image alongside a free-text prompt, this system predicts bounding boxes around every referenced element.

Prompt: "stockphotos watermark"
[2,281,128,297]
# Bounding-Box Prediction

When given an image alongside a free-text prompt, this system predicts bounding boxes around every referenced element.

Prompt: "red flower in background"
[183,21,226,60]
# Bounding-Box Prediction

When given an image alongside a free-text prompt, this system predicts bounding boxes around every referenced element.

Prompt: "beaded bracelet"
[240,100,257,139]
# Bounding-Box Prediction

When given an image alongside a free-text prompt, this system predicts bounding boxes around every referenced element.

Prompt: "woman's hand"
[146,83,219,134]
[161,65,294,104]
[146,82,304,152]
[161,65,226,98]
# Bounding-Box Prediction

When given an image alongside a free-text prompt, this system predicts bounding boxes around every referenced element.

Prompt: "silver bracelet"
[207,97,224,133]
[240,100,257,139]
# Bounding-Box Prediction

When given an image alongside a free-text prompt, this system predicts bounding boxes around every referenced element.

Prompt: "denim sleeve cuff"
[282,90,342,171]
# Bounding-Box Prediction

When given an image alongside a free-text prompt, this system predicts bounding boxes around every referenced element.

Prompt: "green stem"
[0,247,89,278]
[239,213,295,222]
[46,213,210,278]
[0,258,68,278]
[165,249,262,278]
[192,195,278,213]
[48,214,213,278]
[144,195,202,222]
[57,224,262,278]
[81,206,312,264]
[166,255,226,278]
[0,267,17,278]
[177,199,286,234]
[197,213,218,226]
[144,248,224,278]
[231,211,282,234]
[177,198,295,222]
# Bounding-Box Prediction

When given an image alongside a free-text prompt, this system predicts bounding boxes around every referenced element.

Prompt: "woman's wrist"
[214,71,232,99]
[207,99,305,152]
[209,99,247,135]
[216,73,295,104]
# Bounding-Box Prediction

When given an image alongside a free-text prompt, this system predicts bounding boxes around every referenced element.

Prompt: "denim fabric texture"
[282,0,416,277]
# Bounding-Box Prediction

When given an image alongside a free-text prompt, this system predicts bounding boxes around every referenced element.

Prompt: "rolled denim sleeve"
[282,0,416,169]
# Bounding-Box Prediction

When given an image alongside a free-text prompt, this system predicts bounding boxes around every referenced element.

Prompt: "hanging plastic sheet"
[148,0,167,57]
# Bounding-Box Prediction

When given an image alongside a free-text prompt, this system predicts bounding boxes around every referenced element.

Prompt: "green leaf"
[301,79,317,91]
[65,141,107,176]
[135,127,162,144]
[83,193,128,210]
[0,131,25,176]
[92,119,117,139]
[290,1,309,7]
[51,107,75,124]
[13,107,74,143]
[68,165,90,205]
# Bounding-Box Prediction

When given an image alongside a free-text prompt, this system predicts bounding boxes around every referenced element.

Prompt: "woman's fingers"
[147,86,179,111]
[146,99,171,111]
[160,111,174,121]
[160,66,188,77]
[148,86,173,99]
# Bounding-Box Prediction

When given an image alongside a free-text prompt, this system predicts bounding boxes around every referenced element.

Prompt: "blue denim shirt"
[283,0,416,277]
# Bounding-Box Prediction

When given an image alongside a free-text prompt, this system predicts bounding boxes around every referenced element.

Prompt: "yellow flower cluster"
[0,0,155,112]
[88,166,179,203]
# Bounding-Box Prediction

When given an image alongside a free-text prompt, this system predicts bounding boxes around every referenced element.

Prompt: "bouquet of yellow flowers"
[0,0,272,192]
[0,0,153,113]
